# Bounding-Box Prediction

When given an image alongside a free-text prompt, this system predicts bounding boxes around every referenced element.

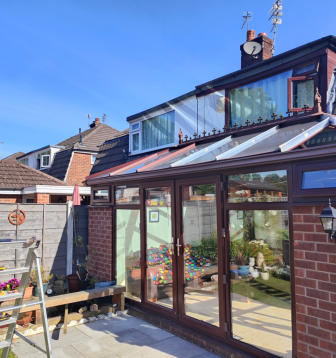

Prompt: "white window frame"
[91,154,96,165]
[40,154,51,168]
[129,110,176,155]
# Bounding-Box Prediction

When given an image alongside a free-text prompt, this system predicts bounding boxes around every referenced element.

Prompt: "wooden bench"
[7,285,126,333]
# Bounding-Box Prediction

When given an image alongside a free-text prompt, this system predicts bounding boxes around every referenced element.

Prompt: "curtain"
[142,111,175,150]
[229,70,292,127]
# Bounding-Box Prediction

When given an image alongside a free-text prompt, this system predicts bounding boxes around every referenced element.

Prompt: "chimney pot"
[258,32,268,38]
[95,118,100,124]
[247,30,255,41]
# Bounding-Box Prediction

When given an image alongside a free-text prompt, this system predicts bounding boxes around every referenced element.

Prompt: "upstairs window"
[229,70,291,127]
[288,76,315,112]
[142,111,175,150]
[41,155,50,168]
[130,111,175,153]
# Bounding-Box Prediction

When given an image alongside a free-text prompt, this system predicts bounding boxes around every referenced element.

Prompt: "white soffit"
[216,126,279,160]
[170,136,232,167]
[279,117,330,152]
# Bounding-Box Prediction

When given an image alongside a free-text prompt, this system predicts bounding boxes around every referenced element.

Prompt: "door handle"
[176,237,183,256]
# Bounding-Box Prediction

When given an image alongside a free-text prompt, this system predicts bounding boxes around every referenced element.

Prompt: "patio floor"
[12,313,220,358]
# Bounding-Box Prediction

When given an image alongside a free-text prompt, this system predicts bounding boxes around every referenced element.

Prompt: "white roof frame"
[216,126,279,160]
[170,136,232,167]
[279,117,331,152]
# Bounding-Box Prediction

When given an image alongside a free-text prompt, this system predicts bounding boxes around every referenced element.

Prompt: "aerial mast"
[241,11,252,33]
[269,0,283,54]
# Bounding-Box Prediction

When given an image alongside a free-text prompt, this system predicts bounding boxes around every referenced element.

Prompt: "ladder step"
[0,300,42,313]
[0,340,11,349]
[0,316,17,327]
[0,267,30,275]
[0,292,23,303]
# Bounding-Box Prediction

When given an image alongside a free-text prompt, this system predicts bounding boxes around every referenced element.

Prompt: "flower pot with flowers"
[0,278,21,323]
[0,278,21,295]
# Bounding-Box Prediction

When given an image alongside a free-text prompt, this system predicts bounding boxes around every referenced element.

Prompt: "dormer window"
[229,70,291,128]
[41,154,50,168]
[130,110,175,153]
[288,77,315,112]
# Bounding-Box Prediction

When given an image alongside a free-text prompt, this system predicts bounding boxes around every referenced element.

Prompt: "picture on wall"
[149,210,159,222]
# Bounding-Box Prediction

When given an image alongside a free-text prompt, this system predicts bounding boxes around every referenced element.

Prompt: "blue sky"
[0,0,335,158]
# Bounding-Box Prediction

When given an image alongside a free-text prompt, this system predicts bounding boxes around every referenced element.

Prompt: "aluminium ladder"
[0,238,52,358]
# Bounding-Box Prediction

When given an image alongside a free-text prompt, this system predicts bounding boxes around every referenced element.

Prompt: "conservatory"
[87,111,336,358]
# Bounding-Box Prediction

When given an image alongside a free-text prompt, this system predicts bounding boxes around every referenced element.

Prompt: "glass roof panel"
[170,134,256,167]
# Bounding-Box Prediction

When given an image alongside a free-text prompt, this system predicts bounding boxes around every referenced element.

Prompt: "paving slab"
[12,313,221,358]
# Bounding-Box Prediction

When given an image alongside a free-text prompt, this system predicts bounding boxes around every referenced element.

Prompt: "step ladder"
[0,238,52,358]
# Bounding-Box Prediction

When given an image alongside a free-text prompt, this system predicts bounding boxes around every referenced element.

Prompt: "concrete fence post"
[66,201,74,276]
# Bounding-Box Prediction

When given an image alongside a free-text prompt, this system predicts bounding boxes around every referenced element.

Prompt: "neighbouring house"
[87,33,336,358]
[14,118,123,204]
[0,160,85,203]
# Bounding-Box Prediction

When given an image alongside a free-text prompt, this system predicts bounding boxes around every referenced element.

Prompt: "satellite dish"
[243,41,262,56]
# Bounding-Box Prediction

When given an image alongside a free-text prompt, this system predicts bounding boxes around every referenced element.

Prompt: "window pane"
[115,186,140,204]
[182,184,219,326]
[116,209,141,301]
[302,169,336,189]
[293,79,314,108]
[132,133,139,151]
[146,187,173,308]
[229,210,291,357]
[228,170,288,203]
[229,70,291,127]
[142,111,175,150]
[42,155,50,167]
[131,123,139,131]
[93,189,109,201]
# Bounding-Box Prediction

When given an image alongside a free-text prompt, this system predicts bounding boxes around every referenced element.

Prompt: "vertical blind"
[229,70,292,127]
[142,111,175,150]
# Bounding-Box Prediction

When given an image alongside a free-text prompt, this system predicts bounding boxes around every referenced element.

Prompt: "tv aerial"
[269,0,283,54]
[102,113,107,123]
[241,11,252,32]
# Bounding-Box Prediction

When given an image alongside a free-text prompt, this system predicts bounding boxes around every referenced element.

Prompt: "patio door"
[176,178,223,329]
[144,185,177,312]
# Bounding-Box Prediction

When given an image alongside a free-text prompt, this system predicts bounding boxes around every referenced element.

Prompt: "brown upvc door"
[143,182,179,317]
[175,176,226,336]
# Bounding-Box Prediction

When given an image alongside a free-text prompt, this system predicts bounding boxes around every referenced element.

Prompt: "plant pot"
[17,311,33,327]
[53,279,66,295]
[23,285,34,299]
[261,272,270,280]
[33,283,48,297]
[67,274,80,293]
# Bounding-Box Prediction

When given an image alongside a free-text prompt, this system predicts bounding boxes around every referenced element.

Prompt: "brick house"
[0,160,78,203]
[14,118,124,203]
[86,34,336,358]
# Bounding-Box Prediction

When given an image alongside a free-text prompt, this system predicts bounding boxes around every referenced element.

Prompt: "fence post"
[66,201,74,276]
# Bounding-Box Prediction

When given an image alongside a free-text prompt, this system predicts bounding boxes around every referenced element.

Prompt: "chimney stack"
[89,117,100,128]
[240,30,274,69]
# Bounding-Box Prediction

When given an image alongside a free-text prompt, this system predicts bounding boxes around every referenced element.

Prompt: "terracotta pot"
[17,311,33,327]
[67,274,80,293]
[23,285,33,299]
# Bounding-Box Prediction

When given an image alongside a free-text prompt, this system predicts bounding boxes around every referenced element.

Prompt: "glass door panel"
[229,210,291,357]
[116,209,141,301]
[145,187,173,308]
[181,184,219,326]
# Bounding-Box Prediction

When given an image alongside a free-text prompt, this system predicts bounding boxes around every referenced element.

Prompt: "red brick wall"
[66,152,93,186]
[0,195,22,203]
[88,206,113,281]
[35,193,50,204]
[293,206,336,358]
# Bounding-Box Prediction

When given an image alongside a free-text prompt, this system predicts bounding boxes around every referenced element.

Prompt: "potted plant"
[260,263,269,280]
[30,267,53,296]
[0,278,20,294]
[23,282,34,299]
